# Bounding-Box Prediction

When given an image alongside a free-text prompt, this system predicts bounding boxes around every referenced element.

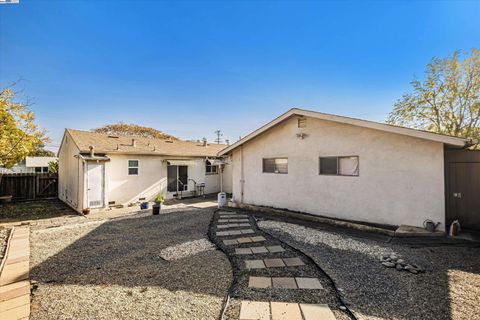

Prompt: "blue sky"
[1,0,479,151]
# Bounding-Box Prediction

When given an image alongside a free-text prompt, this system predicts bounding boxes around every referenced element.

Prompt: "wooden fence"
[0,173,58,201]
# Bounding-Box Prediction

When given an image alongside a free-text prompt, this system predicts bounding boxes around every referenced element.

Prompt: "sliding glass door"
[167,165,188,192]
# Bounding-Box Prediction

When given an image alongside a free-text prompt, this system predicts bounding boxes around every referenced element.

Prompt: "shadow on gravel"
[251,211,480,320]
[30,209,230,297]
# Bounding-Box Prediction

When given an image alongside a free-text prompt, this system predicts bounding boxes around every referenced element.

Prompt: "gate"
[0,173,58,201]
[445,150,480,230]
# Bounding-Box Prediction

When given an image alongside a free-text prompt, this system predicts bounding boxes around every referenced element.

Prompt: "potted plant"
[153,194,165,215]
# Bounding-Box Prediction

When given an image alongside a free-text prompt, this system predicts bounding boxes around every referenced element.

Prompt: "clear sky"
[1,0,479,152]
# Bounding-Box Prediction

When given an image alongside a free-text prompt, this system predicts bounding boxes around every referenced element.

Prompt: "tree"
[48,159,58,173]
[0,87,49,169]
[28,144,55,157]
[387,49,480,147]
[92,123,178,140]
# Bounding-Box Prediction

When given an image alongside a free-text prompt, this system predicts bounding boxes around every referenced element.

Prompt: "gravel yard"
[258,218,480,320]
[209,210,352,320]
[29,207,232,320]
[0,226,10,261]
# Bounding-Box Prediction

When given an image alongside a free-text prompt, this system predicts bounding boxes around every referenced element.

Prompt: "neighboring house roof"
[65,129,226,157]
[219,108,472,155]
[25,157,57,167]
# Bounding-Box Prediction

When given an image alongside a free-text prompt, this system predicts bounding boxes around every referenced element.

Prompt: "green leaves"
[387,49,480,148]
[0,88,49,168]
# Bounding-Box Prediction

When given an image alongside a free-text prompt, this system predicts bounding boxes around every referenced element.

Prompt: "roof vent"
[89,145,95,157]
[108,135,119,138]
[165,140,174,143]
[202,138,208,147]
[131,139,136,147]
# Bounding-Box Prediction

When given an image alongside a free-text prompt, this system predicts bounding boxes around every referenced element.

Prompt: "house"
[219,108,473,231]
[58,129,232,213]
[0,156,58,174]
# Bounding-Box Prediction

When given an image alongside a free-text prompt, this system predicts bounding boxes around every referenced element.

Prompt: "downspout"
[220,164,224,193]
[77,155,81,211]
[240,145,244,203]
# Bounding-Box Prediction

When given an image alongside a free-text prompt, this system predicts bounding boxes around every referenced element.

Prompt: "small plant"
[155,194,165,204]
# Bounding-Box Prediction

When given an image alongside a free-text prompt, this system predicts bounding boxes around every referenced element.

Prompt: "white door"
[87,163,104,208]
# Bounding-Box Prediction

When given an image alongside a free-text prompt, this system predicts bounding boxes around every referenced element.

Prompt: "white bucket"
[218,192,227,208]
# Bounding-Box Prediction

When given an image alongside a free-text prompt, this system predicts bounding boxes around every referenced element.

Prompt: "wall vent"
[298,118,307,128]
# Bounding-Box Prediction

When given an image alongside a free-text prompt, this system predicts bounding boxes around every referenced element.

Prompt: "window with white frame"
[319,156,359,176]
[263,158,288,174]
[206,160,218,174]
[128,160,139,175]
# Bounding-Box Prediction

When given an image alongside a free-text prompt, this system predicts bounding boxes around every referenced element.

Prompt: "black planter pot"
[152,203,161,215]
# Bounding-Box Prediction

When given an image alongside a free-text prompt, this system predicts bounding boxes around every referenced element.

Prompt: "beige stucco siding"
[106,155,226,206]
[231,116,445,230]
[58,132,83,212]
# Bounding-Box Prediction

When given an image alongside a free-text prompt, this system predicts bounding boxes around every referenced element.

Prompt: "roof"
[219,108,472,155]
[65,129,226,157]
[25,156,58,167]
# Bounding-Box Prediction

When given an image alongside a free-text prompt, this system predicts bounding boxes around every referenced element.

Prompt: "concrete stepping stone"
[283,257,305,267]
[245,260,266,269]
[250,236,266,242]
[223,239,238,245]
[238,237,253,244]
[235,248,253,255]
[248,276,272,288]
[216,229,255,236]
[251,246,269,254]
[272,277,298,289]
[240,229,255,234]
[264,258,285,268]
[266,246,285,253]
[271,302,302,320]
[239,301,270,320]
[239,301,337,320]
[300,303,336,320]
[295,277,323,289]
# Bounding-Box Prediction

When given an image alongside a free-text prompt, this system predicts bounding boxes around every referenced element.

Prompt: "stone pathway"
[209,210,352,320]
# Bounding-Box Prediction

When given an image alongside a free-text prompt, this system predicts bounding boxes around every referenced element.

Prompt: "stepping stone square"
[235,248,253,255]
[245,260,266,269]
[283,257,305,267]
[271,302,302,320]
[223,239,238,245]
[251,246,268,254]
[239,301,270,320]
[264,258,285,268]
[295,277,323,289]
[249,276,272,288]
[266,246,285,253]
[272,277,297,289]
[300,304,336,320]
[250,236,266,242]
[238,237,253,244]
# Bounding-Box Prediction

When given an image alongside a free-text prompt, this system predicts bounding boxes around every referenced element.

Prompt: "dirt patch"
[0,199,77,223]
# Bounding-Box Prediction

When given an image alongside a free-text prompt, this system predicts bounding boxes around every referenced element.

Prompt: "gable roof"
[219,108,472,155]
[65,129,225,157]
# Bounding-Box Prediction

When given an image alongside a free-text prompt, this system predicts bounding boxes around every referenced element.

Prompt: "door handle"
[453,192,462,198]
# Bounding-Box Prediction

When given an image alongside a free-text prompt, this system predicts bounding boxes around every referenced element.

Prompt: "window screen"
[128,160,139,175]
[320,156,359,176]
[206,160,218,174]
[263,158,288,174]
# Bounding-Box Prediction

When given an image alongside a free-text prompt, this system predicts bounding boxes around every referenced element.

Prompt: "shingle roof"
[219,108,472,155]
[66,129,225,157]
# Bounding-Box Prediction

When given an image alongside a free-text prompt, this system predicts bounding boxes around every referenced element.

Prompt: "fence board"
[0,173,58,201]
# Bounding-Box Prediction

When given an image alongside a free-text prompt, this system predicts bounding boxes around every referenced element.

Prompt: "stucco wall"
[106,155,224,205]
[58,132,83,212]
[230,116,445,230]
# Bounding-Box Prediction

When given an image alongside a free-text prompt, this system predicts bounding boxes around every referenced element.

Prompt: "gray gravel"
[30,208,232,320]
[258,219,480,320]
[209,210,352,320]
[0,226,10,261]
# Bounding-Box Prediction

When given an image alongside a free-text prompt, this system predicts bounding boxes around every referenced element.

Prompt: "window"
[319,156,359,176]
[263,158,288,174]
[35,167,49,173]
[206,160,218,174]
[128,160,139,175]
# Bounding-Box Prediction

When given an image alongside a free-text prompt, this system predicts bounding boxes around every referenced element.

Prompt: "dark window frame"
[205,160,218,174]
[319,156,359,176]
[262,158,288,174]
[128,159,139,176]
